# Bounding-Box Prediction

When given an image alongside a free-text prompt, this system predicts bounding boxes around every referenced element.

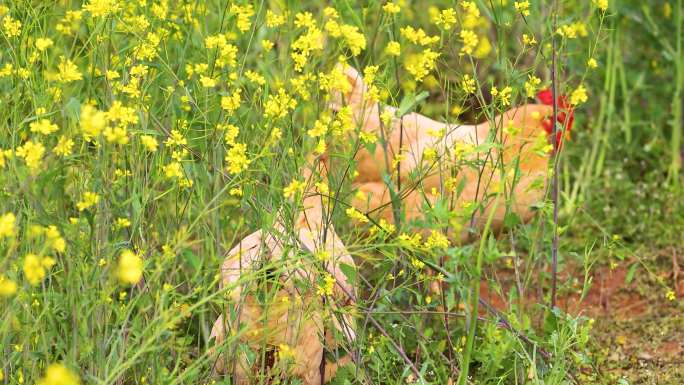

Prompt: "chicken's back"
[350,103,555,241]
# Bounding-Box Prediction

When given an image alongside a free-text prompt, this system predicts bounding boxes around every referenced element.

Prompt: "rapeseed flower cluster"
[0,0,604,382]
[23,254,56,286]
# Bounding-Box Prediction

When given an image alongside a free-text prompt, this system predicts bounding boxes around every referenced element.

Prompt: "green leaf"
[64,97,81,121]
[625,263,638,284]
[339,262,356,284]
[182,249,201,272]
[504,212,521,228]
[363,139,377,155]
[543,307,560,335]
[329,364,354,385]
[397,91,429,117]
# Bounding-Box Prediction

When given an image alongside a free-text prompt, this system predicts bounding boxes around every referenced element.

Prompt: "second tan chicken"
[210,158,356,385]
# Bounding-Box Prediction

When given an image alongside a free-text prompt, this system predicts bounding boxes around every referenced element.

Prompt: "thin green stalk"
[568,19,618,208]
[617,43,631,144]
[669,0,683,186]
[550,2,560,309]
[457,195,500,385]
[593,24,619,180]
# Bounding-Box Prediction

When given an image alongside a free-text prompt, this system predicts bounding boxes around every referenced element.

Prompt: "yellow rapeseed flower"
[264,89,297,119]
[245,70,266,85]
[114,218,131,229]
[221,89,242,114]
[491,86,513,106]
[230,4,254,33]
[103,126,129,145]
[84,0,121,18]
[401,26,439,46]
[30,119,59,135]
[382,2,401,14]
[261,39,274,51]
[424,230,450,249]
[106,101,138,127]
[405,48,440,82]
[221,124,240,145]
[283,179,305,198]
[2,15,21,37]
[45,225,66,253]
[53,136,74,157]
[278,344,295,360]
[80,104,106,141]
[557,22,588,39]
[165,129,187,147]
[0,274,17,297]
[37,364,80,385]
[15,140,46,172]
[340,24,366,56]
[524,75,541,98]
[460,1,481,28]
[410,257,425,269]
[432,8,457,30]
[140,135,158,152]
[359,131,378,144]
[265,10,285,28]
[522,34,537,46]
[199,75,217,88]
[225,143,250,174]
[23,254,55,286]
[459,29,479,56]
[57,57,83,83]
[76,192,100,211]
[345,207,368,223]
[0,212,16,238]
[316,273,336,296]
[385,41,401,56]
[570,84,588,105]
[0,149,10,168]
[116,249,143,284]
[163,161,183,179]
[514,1,531,17]
[666,290,676,301]
[35,37,54,51]
[461,74,476,94]
[592,0,608,11]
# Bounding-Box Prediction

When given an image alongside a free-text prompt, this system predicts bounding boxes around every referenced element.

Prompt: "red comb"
[537,89,574,149]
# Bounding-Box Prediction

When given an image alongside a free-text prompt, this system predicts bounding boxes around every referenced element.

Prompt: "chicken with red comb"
[331,66,575,240]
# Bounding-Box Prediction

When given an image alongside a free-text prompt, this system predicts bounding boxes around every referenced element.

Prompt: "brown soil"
[479,261,684,384]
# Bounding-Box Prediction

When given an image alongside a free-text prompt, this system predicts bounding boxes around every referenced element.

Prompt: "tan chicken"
[331,66,573,240]
[210,157,356,385]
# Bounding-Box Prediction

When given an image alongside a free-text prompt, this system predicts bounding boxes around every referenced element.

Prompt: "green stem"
[458,195,501,385]
[669,0,683,186]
